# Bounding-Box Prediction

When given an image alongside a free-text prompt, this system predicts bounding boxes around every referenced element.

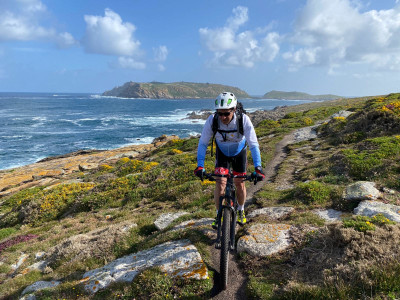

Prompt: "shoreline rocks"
[0,134,179,198]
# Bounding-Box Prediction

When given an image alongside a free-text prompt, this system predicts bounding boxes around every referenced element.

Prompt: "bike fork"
[215,206,223,249]
[229,207,236,251]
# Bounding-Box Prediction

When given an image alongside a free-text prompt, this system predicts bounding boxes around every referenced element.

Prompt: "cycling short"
[215,144,247,173]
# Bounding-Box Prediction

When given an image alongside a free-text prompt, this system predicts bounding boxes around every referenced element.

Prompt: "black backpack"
[210,102,246,156]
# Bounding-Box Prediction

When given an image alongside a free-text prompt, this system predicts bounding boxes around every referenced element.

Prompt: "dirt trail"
[208,132,295,299]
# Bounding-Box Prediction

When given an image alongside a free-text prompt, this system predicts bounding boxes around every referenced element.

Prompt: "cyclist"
[194,92,265,228]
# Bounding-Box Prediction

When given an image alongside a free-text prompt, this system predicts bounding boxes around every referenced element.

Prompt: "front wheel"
[220,207,231,290]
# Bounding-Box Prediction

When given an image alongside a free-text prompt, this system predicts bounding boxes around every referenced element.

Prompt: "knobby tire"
[220,207,231,290]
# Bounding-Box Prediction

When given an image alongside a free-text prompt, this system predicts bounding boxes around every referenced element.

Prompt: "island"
[102,81,250,99]
[263,90,341,100]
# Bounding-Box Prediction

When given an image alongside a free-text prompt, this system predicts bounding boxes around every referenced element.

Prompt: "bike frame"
[201,165,257,290]
[205,166,252,251]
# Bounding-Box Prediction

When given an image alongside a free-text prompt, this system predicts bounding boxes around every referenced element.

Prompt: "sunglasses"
[217,111,232,117]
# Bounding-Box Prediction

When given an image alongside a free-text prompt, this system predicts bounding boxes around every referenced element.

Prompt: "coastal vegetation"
[0,93,399,299]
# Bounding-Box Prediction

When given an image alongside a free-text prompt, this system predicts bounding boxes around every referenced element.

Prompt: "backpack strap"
[236,111,244,135]
[211,113,219,157]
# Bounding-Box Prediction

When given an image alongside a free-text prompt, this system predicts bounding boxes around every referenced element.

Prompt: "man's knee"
[234,181,245,191]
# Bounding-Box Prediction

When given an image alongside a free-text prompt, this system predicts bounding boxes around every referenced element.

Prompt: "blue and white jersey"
[196,113,262,168]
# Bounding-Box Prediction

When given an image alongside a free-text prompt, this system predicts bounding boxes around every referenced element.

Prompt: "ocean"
[0,93,315,170]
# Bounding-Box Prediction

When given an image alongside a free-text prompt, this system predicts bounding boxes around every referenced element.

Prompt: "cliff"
[264,90,341,100]
[102,81,250,99]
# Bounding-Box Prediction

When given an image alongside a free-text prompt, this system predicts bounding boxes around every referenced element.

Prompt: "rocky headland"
[102,81,250,99]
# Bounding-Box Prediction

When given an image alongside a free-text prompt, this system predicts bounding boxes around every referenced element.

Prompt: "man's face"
[217,108,235,125]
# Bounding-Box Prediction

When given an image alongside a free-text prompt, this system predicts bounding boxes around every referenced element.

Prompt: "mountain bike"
[203,166,259,290]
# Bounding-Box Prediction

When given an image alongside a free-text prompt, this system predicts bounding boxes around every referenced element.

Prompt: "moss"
[0,227,18,240]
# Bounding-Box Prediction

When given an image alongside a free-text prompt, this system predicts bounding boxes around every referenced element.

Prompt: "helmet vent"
[221,99,224,106]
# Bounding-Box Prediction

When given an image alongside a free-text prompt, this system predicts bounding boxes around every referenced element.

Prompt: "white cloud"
[153,45,168,62]
[0,0,76,47]
[284,0,400,70]
[114,57,146,69]
[83,9,141,57]
[158,64,166,71]
[199,6,280,68]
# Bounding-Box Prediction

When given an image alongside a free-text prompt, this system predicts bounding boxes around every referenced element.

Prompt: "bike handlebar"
[202,172,261,185]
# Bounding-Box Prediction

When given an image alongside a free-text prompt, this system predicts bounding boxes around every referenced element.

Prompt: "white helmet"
[215,92,237,110]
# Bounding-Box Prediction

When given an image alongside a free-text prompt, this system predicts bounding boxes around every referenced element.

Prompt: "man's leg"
[214,177,227,209]
[234,178,246,206]
[235,178,247,224]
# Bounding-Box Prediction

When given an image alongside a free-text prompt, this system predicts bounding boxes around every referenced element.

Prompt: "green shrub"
[343,214,395,232]
[301,117,314,126]
[342,136,400,179]
[295,181,333,205]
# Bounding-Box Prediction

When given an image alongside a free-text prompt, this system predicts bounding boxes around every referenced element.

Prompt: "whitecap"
[123,137,155,145]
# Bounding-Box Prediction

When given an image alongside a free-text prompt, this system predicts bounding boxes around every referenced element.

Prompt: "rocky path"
[209,132,295,299]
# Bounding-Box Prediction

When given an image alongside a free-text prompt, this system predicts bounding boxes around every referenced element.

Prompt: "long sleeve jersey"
[196,113,261,168]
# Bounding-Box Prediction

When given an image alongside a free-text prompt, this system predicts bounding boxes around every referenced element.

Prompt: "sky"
[1,0,400,97]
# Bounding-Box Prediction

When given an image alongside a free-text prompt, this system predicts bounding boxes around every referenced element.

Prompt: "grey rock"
[248,207,294,219]
[11,253,29,271]
[172,218,215,238]
[154,212,189,230]
[354,200,400,222]
[237,223,293,257]
[110,151,140,159]
[35,252,46,260]
[331,110,354,118]
[22,280,60,295]
[21,261,49,274]
[19,294,37,300]
[383,187,396,195]
[343,181,381,201]
[292,126,318,143]
[172,218,213,231]
[81,239,208,293]
[312,209,342,222]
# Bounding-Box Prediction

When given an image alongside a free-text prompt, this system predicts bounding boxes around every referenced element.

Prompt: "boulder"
[312,209,342,222]
[237,223,293,257]
[331,110,354,118]
[11,253,29,271]
[354,200,400,222]
[110,151,140,159]
[81,239,208,293]
[20,294,37,300]
[154,212,189,230]
[20,260,49,275]
[291,126,318,143]
[172,218,215,238]
[248,207,294,219]
[343,181,381,201]
[172,218,214,231]
[22,280,60,296]
[152,135,179,145]
[78,163,99,171]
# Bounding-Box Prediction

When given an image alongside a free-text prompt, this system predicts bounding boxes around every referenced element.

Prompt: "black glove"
[194,166,205,180]
[251,166,265,183]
